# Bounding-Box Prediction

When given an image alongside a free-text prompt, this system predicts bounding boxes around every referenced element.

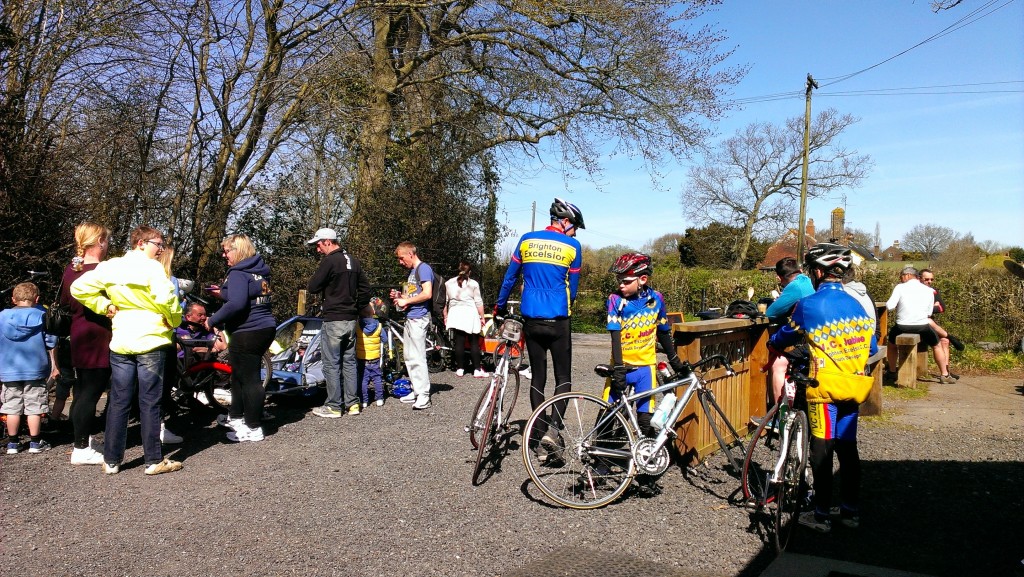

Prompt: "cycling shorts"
[807,401,859,441]
[602,365,657,413]
[888,324,939,347]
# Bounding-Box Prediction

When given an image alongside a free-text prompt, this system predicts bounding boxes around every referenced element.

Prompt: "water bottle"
[650,392,676,430]
[656,361,673,384]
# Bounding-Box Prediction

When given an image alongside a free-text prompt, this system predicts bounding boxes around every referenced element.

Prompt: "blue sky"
[498,0,1024,252]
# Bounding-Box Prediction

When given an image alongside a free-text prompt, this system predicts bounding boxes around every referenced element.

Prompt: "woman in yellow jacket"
[71,226,183,476]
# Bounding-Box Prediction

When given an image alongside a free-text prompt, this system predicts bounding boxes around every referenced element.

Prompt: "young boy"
[1,282,59,454]
[356,299,385,409]
[603,253,687,437]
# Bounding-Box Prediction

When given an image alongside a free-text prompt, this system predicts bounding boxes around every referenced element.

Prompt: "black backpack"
[725,299,761,320]
[414,263,447,320]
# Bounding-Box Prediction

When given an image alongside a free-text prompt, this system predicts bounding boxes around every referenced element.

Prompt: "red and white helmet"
[609,252,653,277]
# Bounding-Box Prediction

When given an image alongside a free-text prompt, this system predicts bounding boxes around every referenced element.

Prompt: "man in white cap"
[306,228,371,417]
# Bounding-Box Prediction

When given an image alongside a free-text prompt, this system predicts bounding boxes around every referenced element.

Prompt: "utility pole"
[530,201,536,231]
[796,73,818,261]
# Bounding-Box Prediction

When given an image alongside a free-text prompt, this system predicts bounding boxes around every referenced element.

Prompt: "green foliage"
[677,222,769,269]
[1008,247,1024,262]
[952,347,1024,372]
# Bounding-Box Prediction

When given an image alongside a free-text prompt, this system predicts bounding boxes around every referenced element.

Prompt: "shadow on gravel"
[738,458,1024,577]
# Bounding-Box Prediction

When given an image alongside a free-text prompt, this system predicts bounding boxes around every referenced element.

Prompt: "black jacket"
[307,249,371,321]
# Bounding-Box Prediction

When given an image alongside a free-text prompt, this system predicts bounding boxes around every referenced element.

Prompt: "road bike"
[465,314,523,485]
[741,351,814,552]
[521,354,748,509]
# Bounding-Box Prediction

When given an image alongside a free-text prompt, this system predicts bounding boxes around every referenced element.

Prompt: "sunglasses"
[617,276,639,285]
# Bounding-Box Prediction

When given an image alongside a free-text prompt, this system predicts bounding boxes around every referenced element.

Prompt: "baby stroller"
[266,315,326,398]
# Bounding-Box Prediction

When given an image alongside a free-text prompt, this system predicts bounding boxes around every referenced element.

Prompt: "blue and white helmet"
[391,378,413,398]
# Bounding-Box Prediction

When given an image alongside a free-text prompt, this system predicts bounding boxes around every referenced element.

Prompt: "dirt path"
[886,371,1024,433]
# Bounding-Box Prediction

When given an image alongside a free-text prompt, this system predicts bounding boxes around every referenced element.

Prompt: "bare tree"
[902,223,958,260]
[682,108,872,269]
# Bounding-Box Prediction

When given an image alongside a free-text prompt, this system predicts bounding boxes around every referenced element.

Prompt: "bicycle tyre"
[471,385,498,485]
[774,409,809,552]
[500,364,520,427]
[492,341,523,370]
[742,402,781,506]
[189,362,233,412]
[426,325,448,373]
[700,391,748,475]
[260,352,272,391]
[467,379,496,450]
[522,392,636,509]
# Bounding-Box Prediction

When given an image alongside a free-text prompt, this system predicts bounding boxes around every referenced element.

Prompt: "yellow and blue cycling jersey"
[769,282,877,405]
[606,288,671,367]
[601,288,671,412]
[497,227,581,319]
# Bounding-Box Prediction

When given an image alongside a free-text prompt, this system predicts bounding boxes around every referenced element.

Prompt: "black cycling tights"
[809,436,861,514]
[523,318,572,430]
[228,328,276,428]
[70,367,111,449]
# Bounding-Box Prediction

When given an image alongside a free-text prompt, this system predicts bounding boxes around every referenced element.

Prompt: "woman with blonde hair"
[206,234,276,442]
[60,223,112,465]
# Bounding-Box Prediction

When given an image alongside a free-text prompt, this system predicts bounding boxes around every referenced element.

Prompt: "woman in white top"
[444,261,487,378]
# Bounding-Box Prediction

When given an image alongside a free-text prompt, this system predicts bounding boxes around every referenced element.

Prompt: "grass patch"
[883,382,929,401]
[953,347,1024,373]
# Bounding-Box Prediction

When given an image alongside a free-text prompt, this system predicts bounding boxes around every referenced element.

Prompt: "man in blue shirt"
[496,198,584,452]
[764,257,815,407]
[391,242,435,410]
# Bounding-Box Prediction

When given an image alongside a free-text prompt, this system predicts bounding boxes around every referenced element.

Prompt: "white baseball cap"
[306,228,338,244]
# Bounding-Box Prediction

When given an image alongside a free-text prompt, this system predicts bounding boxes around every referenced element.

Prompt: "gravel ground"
[1,335,1022,577]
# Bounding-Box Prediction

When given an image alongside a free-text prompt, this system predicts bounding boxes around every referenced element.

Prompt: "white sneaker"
[455,369,465,377]
[103,462,120,475]
[375,399,385,407]
[160,424,183,444]
[215,413,242,430]
[399,392,417,404]
[519,366,533,379]
[473,369,489,378]
[413,395,432,410]
[71,446,105,465]
[226,422,265,443]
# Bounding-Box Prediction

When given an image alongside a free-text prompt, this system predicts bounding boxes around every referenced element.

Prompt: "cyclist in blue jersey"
[496,198,583,455]
[769,243,877,534]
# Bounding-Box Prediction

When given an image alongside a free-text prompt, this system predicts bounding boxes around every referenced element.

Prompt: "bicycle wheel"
[742,402,781,506]
[774,409,809,552]
[522,392,636,509]
[426,325,448,373]
[189,363,233,412]
[260,352,272,391]
[468,379,497,450]
[499,363,520,427]
[471,385,498,485]
[700,391,749,475]
[492,341,523,370]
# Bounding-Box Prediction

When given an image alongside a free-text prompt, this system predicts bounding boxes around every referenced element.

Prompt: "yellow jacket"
[70,250,182,354]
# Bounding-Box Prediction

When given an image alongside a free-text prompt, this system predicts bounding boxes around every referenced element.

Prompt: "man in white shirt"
[884,266,952,383]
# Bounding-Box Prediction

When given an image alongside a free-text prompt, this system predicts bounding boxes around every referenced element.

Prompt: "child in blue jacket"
[1,283,59,454]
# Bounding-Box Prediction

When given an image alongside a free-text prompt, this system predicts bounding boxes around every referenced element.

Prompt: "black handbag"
[45,278,73,337]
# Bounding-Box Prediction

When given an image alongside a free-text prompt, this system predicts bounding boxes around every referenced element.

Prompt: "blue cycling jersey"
[496,227,581,319]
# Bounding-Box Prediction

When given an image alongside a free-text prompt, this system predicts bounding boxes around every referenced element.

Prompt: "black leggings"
[69,367,110,449]
[452,329,481,372]
[809,437,861,514]
[523,317,573,430]
[228,328,275,428]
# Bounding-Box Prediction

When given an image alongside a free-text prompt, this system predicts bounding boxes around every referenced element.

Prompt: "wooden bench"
[894,334,922,388]
[861,345,886,416]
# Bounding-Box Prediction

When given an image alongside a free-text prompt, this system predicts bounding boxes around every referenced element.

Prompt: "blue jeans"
[106,350,165,466]
[320,320,358,409]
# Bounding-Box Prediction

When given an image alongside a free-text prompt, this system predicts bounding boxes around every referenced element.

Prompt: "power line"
[727,0,1020,106]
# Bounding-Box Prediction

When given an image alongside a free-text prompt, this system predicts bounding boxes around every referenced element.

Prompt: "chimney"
[806,218,815,240]
[893,240,900,247]
[873,244,880,255]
